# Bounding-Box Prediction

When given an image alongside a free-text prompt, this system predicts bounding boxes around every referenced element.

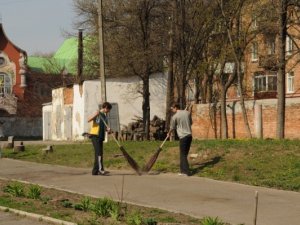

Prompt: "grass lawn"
[1,139,300,191]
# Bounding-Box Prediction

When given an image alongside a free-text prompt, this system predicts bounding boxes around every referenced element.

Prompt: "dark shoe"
[99,170,109,175]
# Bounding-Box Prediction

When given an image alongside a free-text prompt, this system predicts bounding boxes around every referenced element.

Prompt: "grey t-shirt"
[170,110,192,139]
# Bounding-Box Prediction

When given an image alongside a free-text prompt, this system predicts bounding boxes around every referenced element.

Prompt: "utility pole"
[77,28,84,83]
[165,0,175,131]
[98,0,107,103]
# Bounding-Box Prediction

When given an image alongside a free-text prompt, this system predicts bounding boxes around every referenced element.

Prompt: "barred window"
[0,73,12,96]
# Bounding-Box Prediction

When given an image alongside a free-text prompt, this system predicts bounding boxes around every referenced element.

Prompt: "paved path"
[0,158,299,225]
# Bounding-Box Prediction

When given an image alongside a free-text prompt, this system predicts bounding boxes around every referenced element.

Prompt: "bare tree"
[172,0,214,109]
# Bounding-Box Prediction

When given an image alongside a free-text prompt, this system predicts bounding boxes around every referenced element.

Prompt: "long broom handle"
[160,136,169,148]
[98,113,122,147]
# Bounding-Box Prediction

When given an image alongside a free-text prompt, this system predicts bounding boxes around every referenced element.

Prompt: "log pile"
[120,115,167,141]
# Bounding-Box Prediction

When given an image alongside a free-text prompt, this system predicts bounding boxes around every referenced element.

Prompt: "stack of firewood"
[120,115,166,141]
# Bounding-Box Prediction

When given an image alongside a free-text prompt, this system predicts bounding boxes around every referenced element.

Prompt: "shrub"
[3,182,25,197]
[126,211,143,225]
[27,184,41,199]
[75,197,91,212]
[201,216,225,225]
[92,197,118,218]
[60,199,73,208]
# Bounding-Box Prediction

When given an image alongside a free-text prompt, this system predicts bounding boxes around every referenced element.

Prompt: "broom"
[142,136,169,173]
[99,115,141,175]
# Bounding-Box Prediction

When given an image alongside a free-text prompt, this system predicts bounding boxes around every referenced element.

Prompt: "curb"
[0,206,76,225]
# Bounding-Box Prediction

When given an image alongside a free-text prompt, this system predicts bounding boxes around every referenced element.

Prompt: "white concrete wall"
[43,72,167,140]
[107,72,167,129]
[42,104,52,140]
[72,85,86,140]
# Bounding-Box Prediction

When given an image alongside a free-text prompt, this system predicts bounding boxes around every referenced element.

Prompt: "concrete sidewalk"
[0,158,299,225]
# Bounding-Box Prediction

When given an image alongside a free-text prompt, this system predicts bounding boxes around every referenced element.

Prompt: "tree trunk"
[237,63,252,138]
[200,75,207,104]
[142,77,150,140]
[276,0,287,139]
[194,74,201,104]
[220,87,228,139]
[207,74,213,104]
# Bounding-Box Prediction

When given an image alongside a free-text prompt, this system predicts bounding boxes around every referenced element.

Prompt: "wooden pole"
[165,0,175,131]
[254,191,258,225]
[77,28,83,83]
[98,0,107,103]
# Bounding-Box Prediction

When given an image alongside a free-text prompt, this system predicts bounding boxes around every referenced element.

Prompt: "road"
[0,158,299,225]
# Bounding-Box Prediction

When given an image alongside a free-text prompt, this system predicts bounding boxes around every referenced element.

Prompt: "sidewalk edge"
[0,206,77,225]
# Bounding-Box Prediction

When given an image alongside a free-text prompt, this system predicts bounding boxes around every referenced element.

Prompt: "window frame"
[0,73,12,96]
[251,42,258,62]
[287,71,295,93]
[286,36,293,55]
[254,73,277,92]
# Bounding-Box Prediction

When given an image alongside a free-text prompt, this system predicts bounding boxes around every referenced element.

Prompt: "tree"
[276,0,288,139]
[172,0,214,109]
[217,0,263,138]
[73,0,169,139]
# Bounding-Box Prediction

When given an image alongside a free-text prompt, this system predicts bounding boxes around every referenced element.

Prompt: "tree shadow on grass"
[190,156,222,176]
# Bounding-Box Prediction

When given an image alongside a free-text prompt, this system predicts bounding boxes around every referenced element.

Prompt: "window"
[287,72,294,93]
[0,73,12,96]
[251,42,258,61]
[0,57,5,66]
[267,40,275,55]
[251,14,258,29]
[254,73,277,92]
[286,36,293,55]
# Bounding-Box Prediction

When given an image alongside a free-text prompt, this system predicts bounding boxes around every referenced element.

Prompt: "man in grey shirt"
[167,103,192,176]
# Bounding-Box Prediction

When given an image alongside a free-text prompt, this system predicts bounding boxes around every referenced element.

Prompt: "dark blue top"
[94,112,107,141]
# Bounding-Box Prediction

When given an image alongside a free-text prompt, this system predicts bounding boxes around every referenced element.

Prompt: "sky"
[0,0,76,55]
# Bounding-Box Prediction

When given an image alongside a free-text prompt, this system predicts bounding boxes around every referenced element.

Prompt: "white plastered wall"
[43,72,167,140]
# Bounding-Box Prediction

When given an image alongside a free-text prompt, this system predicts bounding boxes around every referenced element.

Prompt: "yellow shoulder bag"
[89,120,100,135]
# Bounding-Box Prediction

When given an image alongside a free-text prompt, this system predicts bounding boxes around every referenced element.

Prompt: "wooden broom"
[142,136,169,173]
[99,115,141,175]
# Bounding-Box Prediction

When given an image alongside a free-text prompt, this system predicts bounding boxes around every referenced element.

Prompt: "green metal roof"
[27,56,52,73]
[54,37,78,60]
[28,37,78,74]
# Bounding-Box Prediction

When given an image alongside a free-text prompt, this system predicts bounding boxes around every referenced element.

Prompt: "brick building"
[192,4,300,139]
[0,23,72,138]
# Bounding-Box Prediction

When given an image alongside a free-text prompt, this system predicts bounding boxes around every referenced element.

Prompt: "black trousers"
[91,136,104,174]
[179,135,192,175]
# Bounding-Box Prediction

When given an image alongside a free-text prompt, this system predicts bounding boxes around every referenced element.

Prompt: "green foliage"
[201,217,225,225]
[92,197,119,218]
[41,196,52,204]
[60,199,73,208]
[2,139,299,191]
[109,203,121,221]
[126,211,143,225]
[76,196,91,212]
[144,218,157,225]
[27,184,41,199]
[3,182,25,197]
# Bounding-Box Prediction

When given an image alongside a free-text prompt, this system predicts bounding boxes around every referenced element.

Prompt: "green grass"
[0,179,202,225]
[2,139,299,191]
